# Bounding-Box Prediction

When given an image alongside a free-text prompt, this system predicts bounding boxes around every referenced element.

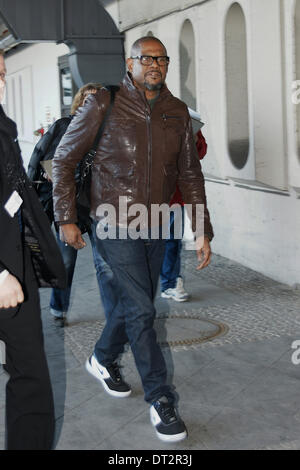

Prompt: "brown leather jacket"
[52,73,214,240]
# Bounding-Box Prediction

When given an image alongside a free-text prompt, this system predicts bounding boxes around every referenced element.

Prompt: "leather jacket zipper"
[162,114,181,120]
[146,112,152,210]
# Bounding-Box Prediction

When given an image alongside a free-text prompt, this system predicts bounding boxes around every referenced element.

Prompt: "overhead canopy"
[0,0,125,86]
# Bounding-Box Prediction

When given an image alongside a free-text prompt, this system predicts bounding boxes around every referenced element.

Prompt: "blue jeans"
[160,207,184,292]
[93,227,174,404]
[50,223,113,316]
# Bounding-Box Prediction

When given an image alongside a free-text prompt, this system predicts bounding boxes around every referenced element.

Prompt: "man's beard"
[144,80,163,91]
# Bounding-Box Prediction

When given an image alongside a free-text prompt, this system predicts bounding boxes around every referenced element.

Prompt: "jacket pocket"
[162,115,183,155]
[162,114,183,132]
[96,160,136,203]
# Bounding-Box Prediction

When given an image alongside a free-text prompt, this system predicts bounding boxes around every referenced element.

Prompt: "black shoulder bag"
[76,86,117,233]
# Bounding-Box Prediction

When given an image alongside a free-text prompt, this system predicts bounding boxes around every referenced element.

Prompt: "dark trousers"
[160,207,184,291]
[93,228,174,404]
[50,223,113,316]
[0,248,55,450]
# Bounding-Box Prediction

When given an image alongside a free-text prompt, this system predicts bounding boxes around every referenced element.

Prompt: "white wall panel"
[4,42,69,168]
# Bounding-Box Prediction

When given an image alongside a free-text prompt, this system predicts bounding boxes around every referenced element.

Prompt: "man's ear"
[126,57,133,72]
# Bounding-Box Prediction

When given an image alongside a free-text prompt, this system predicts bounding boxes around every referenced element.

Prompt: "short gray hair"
[130,37,167,57]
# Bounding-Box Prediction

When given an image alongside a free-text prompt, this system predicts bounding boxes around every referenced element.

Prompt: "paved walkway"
[1,235,300,450]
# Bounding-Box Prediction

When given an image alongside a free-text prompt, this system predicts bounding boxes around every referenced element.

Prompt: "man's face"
[0,55,7,104]
[127,40,169,92]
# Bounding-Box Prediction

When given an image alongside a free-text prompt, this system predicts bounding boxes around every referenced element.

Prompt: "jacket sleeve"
[177,108,214,241]
[52,90,110,224]
[0,262,7,274]
[196,129,208,160]
[27,121,59,181]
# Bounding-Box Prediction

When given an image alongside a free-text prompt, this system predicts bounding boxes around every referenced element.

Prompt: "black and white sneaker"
[150,397,187,442]
[85,354,131,398]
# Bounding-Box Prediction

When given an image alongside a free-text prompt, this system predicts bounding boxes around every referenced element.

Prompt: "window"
[225,2,249,169]
[58,55,77,117]
[179,19,196,110]
[61,68,73,107]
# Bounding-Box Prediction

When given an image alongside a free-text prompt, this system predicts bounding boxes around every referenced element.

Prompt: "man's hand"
[0,274,24,309]
[196,236,212,270]
[59,223,86,250]
[43,172,52,183]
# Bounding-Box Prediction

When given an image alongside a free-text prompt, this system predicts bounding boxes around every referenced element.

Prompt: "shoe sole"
[150,407,187,443]
[155,429,187,442]
[161,293,188,302]
[85,358,131,398]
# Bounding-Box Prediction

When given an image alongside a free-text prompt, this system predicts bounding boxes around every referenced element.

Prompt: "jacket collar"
[121,72,171,103]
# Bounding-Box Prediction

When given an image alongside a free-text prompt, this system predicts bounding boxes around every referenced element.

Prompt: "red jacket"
[170,129,207,206]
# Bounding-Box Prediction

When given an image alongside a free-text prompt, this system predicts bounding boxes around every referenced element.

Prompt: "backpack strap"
[79,86,118,180]
[89,85,118,156]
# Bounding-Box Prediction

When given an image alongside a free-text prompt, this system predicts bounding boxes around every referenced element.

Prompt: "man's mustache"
[145,71,162,78]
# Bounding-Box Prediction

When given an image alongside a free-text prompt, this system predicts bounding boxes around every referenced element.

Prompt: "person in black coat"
[27,83,114,327]
[27,83,102,223]
[27,116,71,222]
[0,51,66,450]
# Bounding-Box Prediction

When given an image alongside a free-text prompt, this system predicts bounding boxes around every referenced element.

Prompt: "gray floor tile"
[1,249,300,450]
[94,407,207,451]
[55,393,146,450]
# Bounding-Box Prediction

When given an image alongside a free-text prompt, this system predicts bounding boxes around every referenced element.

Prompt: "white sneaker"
[150,397,187,442]
[85,354,131,398]
[175,277,189,299]
[161,278,189,302]
[50,308,66,319]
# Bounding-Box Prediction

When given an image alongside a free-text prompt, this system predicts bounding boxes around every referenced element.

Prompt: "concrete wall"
[205,180,300,286]
[4,42,69,169]
[111,0,208,31]
[286,0,300,189]
[250,0,287,189]
[102,0,300,286]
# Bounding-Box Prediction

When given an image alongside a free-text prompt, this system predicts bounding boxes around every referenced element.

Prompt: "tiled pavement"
[1,234,300,450]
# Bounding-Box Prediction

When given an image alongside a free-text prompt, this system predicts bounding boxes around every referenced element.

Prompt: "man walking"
[0,50,66,449]
[52,36,213,442]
